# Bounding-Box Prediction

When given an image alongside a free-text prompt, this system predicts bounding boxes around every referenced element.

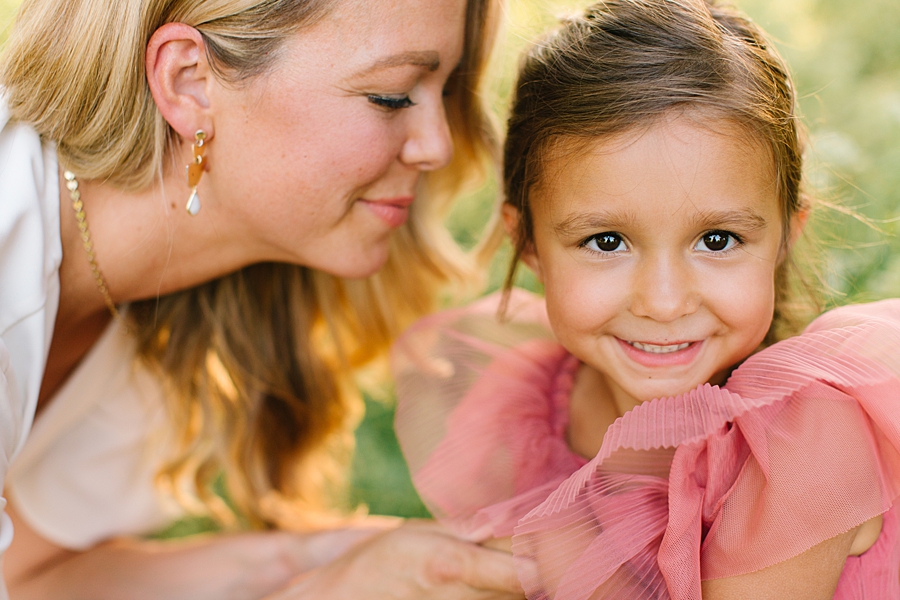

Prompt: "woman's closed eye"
[695,230,741,253]
[368,94,416,110]
[582,232,627,254]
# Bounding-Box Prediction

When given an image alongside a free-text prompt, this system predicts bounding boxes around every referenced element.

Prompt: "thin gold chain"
[64,171,121,320]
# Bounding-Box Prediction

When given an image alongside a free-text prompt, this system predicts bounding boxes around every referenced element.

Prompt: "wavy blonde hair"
[1,0,501,527]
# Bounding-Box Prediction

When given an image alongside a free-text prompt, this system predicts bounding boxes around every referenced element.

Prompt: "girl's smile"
[513,111,803,416]
[617,338,704,368]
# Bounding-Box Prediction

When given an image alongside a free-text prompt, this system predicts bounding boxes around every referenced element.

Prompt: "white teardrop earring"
[185,130,207,215]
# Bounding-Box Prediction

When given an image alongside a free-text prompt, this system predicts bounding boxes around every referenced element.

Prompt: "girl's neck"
[566,363,640,458]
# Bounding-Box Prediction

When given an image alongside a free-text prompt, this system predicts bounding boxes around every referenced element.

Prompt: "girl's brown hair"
[503,0,814,345]
[1,0,501,526]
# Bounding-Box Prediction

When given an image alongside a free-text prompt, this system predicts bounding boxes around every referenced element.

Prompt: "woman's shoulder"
[1,94,62,335]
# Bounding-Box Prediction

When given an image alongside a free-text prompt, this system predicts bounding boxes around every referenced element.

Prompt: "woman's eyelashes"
[367,94,416,110]
[695,230,741,253]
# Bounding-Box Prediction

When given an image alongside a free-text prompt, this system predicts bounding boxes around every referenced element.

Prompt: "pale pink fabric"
[392,291,900,599]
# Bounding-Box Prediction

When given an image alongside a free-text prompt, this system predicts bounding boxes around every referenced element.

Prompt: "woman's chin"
[316,250,391,280]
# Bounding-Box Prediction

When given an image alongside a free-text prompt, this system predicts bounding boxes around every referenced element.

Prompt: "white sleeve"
[5,321,184,550]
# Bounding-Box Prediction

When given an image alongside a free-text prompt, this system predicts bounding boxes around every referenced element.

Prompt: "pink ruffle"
[393,290,585,539]
[393,294,900,599]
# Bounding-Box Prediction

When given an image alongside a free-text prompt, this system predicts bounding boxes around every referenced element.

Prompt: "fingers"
[464,546,522,593]
[429,540,522,594]
[397,520,524,594]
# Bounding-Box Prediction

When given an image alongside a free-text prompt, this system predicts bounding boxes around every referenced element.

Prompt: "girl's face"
[515,114,797,412]
[207,0,467,278]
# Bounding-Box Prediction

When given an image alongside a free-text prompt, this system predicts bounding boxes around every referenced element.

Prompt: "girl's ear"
[789,206,811,248]
[778,205,811,264]
[502,203,544,282]
[146,23,215,141]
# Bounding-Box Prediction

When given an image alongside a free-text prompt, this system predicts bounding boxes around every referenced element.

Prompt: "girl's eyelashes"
[582,232,627,254]
[695,230,741,253]
[367,95,416,110]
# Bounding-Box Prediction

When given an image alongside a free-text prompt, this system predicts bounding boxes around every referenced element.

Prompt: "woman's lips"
[616,337,704,368]
[360,197,414,228]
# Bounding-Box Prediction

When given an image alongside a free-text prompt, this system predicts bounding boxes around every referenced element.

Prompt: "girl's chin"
[628,377,712,405]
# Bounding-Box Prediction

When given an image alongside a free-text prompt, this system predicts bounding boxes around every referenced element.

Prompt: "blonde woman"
[0,0,521,598]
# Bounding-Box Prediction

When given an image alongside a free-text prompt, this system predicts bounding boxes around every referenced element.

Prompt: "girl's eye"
[583,232,626,253]
[368,95,415,110]
[696,230,739,252]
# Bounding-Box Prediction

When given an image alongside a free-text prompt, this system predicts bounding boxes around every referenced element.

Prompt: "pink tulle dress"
[392,290,900,599]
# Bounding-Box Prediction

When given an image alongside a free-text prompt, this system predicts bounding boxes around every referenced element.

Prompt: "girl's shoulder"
[392,290,586,538]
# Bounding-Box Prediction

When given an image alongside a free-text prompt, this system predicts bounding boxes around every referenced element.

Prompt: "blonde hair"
[503,0,817,345]
[1,0,501,526]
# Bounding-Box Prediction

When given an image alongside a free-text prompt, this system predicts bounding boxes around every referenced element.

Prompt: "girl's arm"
[701,517,881,600]
[4,503,523,600]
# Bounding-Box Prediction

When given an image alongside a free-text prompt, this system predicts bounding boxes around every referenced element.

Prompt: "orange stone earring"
[185,129,207,215]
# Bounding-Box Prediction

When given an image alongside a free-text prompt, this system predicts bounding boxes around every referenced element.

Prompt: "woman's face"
[207,0,468,278]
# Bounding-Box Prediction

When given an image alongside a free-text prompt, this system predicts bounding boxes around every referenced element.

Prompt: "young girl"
[391,0,900,598]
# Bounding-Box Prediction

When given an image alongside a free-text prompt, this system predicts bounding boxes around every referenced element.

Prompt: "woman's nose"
[630,254,700,322]
[400,99,454,171]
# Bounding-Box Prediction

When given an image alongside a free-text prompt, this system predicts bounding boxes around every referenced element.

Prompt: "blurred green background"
[3,0,900,521]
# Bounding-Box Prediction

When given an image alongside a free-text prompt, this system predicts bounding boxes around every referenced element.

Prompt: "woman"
[0,0,520,598]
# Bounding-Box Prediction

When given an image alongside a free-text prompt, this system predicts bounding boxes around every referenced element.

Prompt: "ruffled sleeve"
[392,290,586,540]
[512,299,900,599]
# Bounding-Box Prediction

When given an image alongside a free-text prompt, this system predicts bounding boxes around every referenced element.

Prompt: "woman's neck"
[56,165,255,327]
[45,162,261,407]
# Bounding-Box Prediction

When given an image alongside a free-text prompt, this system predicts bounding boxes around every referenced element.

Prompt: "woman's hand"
[265,520,525,600]
[6,501,523,600]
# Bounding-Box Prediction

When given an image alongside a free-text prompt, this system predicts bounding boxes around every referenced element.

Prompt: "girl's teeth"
[630,341,691,354]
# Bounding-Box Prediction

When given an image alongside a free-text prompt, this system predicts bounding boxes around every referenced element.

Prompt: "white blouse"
[0,99,181,596]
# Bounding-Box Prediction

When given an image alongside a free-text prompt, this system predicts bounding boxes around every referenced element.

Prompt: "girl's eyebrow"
[552,207,768,236]
[552,211,639,236]
[689,208,769,231]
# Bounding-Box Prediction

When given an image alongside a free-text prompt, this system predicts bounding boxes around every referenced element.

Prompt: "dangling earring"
[185,129,207,215]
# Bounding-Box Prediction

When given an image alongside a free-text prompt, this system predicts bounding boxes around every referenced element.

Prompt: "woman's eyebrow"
[357,51,441,76]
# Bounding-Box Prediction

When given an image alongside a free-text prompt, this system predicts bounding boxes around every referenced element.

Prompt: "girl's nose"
[399,99,454,171]
[630,254,700,323]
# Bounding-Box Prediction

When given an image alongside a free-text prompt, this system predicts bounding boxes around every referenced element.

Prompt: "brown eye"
[584,232,625,253]
[697,230,736,252]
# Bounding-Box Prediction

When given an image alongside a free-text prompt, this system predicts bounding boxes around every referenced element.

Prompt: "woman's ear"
[502,203,544,282]
[146,23,215,141]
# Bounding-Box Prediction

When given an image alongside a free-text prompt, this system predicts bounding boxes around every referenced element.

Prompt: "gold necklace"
[64,170,120,320]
